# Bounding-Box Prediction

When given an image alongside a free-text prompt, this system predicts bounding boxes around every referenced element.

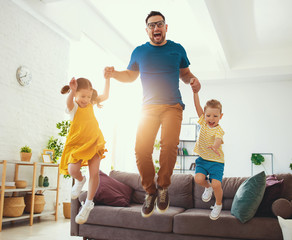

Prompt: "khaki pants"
[135,104,183,194]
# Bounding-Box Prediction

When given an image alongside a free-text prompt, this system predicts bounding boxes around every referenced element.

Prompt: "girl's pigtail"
[91,89,102,108]
[61,85,70,94]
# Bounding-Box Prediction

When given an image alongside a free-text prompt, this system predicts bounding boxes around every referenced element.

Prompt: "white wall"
[181,77,292,177]
[0,1,70,213]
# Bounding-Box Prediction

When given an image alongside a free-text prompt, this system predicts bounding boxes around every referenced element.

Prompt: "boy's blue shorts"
[195,157,224,182]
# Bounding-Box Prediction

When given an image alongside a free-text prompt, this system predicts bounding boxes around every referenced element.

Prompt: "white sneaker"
[202,186,213,202]
[210,204,222,220]
[75,201,94,224]
[71,176,86,199]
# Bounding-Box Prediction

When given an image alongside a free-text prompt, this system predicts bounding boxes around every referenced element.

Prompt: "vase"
[38,175,44,187]
[63,202,71,219]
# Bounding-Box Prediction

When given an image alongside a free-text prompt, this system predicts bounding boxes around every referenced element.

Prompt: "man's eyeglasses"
[147,21,165,29]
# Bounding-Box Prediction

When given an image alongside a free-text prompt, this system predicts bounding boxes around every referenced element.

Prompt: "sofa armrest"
[70,197,81,236]
[272,198,292,219]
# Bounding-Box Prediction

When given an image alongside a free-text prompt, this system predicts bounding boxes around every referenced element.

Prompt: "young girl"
[60,77,110,224]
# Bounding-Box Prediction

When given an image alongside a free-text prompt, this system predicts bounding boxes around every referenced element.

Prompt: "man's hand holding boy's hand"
[190,78,201,93]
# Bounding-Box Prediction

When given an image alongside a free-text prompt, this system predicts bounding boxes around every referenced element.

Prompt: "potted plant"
[20,145,32,162]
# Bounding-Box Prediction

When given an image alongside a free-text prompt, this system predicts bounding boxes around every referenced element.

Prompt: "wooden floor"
[0,216,82,240]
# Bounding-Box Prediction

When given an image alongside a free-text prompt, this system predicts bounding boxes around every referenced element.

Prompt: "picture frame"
[42,154,52,163]
[179,124,198,141]
[43,149,54,161]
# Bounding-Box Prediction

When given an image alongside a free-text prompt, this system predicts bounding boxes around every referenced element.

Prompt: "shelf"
[176,120,199,174]
[2,213,31,223]
[2,188,33,193]
[179,140,196,142]
[177,155,198,157]
[0,160,60,231]
[2,211,56,223]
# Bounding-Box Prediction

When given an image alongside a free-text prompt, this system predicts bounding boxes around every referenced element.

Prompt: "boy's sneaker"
[202,186,213,202]
[156,186,169,213]
[210,204,222,220]
[75,201,94,224]
[71,176,86,199]
[141,192,157,218]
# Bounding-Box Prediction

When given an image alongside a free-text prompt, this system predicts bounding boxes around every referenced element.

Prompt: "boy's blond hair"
[204,99,222,113]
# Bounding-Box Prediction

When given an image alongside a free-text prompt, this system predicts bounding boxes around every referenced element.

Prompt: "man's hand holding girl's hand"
[104,66,115,79]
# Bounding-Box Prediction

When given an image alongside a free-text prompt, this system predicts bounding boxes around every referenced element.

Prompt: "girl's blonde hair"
[61,78,102,108]
[204,99,222,113]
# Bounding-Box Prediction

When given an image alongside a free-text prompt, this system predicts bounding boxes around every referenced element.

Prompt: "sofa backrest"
[276,173,292,200]
[109,171,194,209]
[194,176,247,210]
[193,173,292,210]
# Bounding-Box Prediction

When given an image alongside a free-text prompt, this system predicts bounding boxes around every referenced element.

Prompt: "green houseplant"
[251,153,265,166]
[47,120,71,178]
[47,120,71,163]
[20,145,32,162]
[251,153,266,173]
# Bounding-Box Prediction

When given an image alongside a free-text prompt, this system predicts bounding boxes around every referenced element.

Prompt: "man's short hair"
[145,11,165,24]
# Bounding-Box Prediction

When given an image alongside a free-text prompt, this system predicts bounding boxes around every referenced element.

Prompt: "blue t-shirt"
[127,40,190,109]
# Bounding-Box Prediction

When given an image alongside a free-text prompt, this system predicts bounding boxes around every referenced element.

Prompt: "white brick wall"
[0,1,70,214]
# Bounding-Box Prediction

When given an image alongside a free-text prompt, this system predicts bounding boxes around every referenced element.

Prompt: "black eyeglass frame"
[147,21,165,29]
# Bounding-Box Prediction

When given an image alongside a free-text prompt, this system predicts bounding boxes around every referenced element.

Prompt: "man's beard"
[150,33,166,45]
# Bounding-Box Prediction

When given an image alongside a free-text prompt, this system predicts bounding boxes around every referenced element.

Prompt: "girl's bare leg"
[87,154,101,200]
[68,161,83,181]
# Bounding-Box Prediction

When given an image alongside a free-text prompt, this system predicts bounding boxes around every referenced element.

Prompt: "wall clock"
[16,66,32,86]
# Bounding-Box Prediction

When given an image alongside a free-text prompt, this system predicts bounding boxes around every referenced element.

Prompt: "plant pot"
[24,193,45,213]
[63,202,71,219]
[20,152,32,162]
[3,197,25,217]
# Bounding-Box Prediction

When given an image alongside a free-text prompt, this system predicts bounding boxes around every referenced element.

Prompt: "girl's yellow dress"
[59,103,106,175]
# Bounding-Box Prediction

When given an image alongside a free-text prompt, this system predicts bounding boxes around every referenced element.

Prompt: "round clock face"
[16,66,32,86]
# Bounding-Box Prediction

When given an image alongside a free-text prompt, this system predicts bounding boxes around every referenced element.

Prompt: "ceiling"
[12,0,292,81]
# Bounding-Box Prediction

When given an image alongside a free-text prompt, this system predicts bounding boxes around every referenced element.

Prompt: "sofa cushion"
[110,170,194,209]
[231,171,266,223]
[85,203,185,233]
[173,208,282,240]
[256,175,284,217]
[93,171,133,207]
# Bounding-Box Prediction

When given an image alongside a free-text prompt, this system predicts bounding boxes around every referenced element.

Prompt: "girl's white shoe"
[71,176,86,199]
[75,201,94,224]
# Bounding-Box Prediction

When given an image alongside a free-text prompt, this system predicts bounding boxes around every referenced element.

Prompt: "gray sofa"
[71,171,292,240]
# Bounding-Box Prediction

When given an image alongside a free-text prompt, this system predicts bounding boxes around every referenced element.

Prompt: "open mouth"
[208,121,216,127]
[153,32,162,41]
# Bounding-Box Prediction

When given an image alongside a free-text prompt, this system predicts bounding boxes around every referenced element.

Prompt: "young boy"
[193,91,225,220]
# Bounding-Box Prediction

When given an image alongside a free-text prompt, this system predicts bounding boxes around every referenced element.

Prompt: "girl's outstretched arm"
[97,78,110,103]
[67,78,77,111]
